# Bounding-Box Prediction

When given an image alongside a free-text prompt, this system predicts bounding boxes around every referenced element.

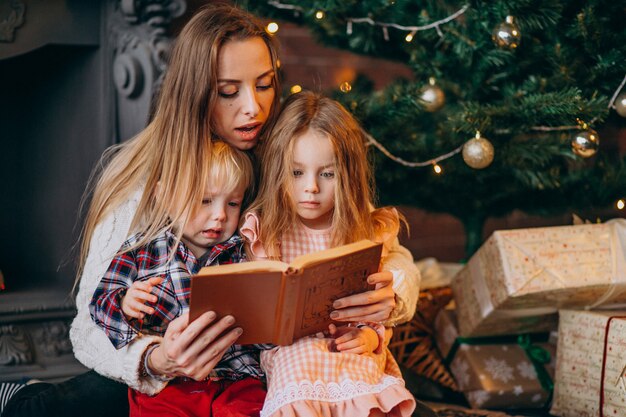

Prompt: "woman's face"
[213,37,276,150]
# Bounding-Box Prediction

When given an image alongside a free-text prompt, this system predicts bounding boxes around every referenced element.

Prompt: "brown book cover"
[189,239,383,345]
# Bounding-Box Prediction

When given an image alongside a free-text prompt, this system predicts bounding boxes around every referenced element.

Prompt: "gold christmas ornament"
[571,128,600,158]
[419,77,445,112]
[492,16,521,50]
[339,81,352,93]
[614,93,626,118]
[462,131,495,169]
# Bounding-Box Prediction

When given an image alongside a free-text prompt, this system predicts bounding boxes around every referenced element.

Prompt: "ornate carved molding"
[0,325,33,365]
[31,321,73,357]
[0,0,25,43]
[109,0,185,141]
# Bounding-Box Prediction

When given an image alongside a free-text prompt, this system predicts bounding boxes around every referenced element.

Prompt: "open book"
[189,239,382,345]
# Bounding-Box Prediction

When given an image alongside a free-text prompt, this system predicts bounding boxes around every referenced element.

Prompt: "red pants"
[129,377,266,417]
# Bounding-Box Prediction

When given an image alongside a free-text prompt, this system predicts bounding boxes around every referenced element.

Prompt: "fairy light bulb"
[405,32,414,42]
[266,22,279,34]
[339,81,352,93]
[315,10,325,20]
[433,163,442,174]
[290,85,302,94]
[617,199,625,210]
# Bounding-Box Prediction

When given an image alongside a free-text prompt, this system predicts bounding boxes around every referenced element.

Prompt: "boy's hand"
[121,276,164,320]
[328,323,379,354]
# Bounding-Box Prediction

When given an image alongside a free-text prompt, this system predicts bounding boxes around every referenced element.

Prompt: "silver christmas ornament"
[571,128,600,158]
[492,16,521,50]
[462,132,494,169]
[419,77,445,112]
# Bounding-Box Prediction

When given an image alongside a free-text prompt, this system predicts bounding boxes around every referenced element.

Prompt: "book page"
[291,242,382,340]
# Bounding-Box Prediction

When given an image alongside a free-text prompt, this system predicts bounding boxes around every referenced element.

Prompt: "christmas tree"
[243,0,626,256]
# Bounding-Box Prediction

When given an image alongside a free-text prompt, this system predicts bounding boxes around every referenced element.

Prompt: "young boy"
[89,141,267,416]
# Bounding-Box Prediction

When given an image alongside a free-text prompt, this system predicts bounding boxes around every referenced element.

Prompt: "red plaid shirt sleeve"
[89,242,144,349]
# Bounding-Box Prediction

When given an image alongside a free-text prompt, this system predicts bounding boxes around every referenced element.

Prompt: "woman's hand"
[330,271,395,323]
[147,311,242,381]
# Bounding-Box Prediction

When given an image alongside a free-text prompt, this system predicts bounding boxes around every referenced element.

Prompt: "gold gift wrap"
[434,310,556,410]
[551,310,626,417]
[452,222,626,337]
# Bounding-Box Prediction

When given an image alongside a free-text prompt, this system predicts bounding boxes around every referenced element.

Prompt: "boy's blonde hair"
[76,4,279,287]
[250,91,402,259]
[207,141,256,209]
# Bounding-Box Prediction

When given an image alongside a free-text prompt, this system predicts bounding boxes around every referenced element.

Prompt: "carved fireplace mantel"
[0,0,185,382]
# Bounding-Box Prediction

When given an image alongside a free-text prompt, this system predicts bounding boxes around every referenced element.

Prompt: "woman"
[2,4,419,417]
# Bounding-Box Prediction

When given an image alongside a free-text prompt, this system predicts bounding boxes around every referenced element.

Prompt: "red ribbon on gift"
[600,315,626,417]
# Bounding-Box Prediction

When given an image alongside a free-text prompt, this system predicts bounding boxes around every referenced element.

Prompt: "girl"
[3,4,419,417]
[241,90,416,417]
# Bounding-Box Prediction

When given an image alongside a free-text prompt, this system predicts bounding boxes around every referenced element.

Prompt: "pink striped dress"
[240,213,416,417]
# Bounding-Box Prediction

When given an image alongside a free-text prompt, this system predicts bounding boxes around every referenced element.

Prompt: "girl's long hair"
[75,3,279,288]
[250,91,401,259]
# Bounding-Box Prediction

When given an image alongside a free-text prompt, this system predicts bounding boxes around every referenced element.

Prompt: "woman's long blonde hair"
[75,3,280,287]
[249,91,402,259]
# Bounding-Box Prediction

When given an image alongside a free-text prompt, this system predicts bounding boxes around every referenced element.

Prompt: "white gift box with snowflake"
[434,309,556,410]
[452,221,626,337]
[551,310,626,417]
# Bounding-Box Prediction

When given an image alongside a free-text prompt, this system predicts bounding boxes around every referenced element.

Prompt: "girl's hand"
[328,323,378,354]
[330,271,396,323]
[121,277,164,319]
[147,311,242,381]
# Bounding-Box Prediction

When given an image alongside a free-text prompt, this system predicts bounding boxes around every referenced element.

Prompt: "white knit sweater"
[69,187,420,395]
[70,188,167,395]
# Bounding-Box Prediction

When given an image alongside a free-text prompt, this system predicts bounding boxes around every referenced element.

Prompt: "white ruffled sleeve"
[70,187,167,395]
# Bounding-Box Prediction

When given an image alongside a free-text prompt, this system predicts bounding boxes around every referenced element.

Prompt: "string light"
[365,132,463,168]
[433,163,443,174]
[267,0,302,12]
[266,22,279,34]
[346,5,469,39]
[608,74,626,110]
[617,199,625,210]
[290,85,302,94]
[405,31,415,42]
[315,10,325,20]
[266,1,468,39]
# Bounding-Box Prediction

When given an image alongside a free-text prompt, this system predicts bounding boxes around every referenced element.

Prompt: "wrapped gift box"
[434,309,556,410]
[452,222,626,337]
[551,309,626,417]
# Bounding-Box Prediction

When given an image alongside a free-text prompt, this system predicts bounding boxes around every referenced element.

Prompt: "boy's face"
[181,183,245,258]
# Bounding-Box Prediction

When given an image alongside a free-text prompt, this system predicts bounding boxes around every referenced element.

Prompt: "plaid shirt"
[90,231,270,380]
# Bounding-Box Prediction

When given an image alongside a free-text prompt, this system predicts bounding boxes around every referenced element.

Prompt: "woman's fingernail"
[235,327,243,335]
[226,316,235,325]
[333,300,342,308]
[206,311,216,319]
[330,311,339,319]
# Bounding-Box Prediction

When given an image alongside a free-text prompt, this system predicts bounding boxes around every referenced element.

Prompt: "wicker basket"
[388,286,458,391]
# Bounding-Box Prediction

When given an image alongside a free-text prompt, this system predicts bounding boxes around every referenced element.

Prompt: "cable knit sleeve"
[380,238,421,327]
[69,187,167,395]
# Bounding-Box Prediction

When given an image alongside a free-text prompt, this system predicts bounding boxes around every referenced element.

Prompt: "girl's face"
[290,129,336,230]
[181,182,245,258]
[213,37,275,150]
